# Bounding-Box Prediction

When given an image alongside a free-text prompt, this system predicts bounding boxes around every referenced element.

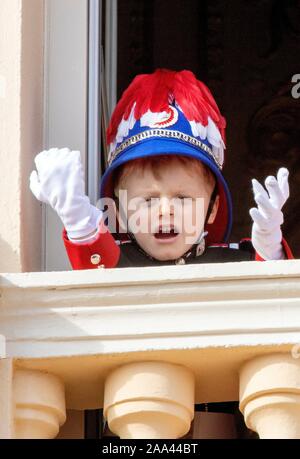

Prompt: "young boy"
[30,69,292,269]
[29,69,293,437]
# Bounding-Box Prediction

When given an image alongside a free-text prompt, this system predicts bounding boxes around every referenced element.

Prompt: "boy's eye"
[176,195,193,201]
[144,197,159,206]
[143,196,192,203]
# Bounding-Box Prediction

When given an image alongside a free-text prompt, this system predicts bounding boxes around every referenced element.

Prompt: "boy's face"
[116,160,219,261]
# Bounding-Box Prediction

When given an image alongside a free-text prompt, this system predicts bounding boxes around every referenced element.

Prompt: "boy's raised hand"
[30,148,103,241]
[249,167,289,260]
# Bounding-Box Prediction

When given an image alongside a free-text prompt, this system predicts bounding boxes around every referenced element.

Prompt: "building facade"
[0,0,300,439]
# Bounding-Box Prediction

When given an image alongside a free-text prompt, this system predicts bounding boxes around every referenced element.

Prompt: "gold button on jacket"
[90,254,101,265]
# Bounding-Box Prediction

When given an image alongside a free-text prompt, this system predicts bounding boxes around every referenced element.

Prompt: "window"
[43,0,117,271]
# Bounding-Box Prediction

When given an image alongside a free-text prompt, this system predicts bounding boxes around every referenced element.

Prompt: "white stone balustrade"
[0,260,300,438]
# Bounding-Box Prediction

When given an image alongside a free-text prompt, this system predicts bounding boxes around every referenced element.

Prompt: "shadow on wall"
[0,237,21,273]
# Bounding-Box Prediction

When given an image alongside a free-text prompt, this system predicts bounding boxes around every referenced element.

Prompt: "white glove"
[249,167,289,260]
[30,148,103,242]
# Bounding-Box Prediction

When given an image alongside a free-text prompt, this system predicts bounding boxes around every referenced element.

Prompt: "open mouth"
[154,225,179,240]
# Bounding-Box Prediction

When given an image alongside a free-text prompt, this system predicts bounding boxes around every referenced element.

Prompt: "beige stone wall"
[0,359,14,438]
[0,0,44,273]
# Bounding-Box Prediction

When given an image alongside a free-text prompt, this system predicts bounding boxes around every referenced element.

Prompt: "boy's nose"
[159,197,174,216]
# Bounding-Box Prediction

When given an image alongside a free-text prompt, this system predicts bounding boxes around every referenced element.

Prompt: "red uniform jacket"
[63,219,294,270]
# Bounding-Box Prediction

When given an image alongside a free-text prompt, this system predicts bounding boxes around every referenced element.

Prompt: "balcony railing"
[1,260,300,438]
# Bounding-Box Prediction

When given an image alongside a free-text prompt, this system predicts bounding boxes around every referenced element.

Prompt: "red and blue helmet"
[100,69,232,244]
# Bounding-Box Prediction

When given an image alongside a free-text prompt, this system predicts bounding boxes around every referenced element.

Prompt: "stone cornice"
[1,260,300,357]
